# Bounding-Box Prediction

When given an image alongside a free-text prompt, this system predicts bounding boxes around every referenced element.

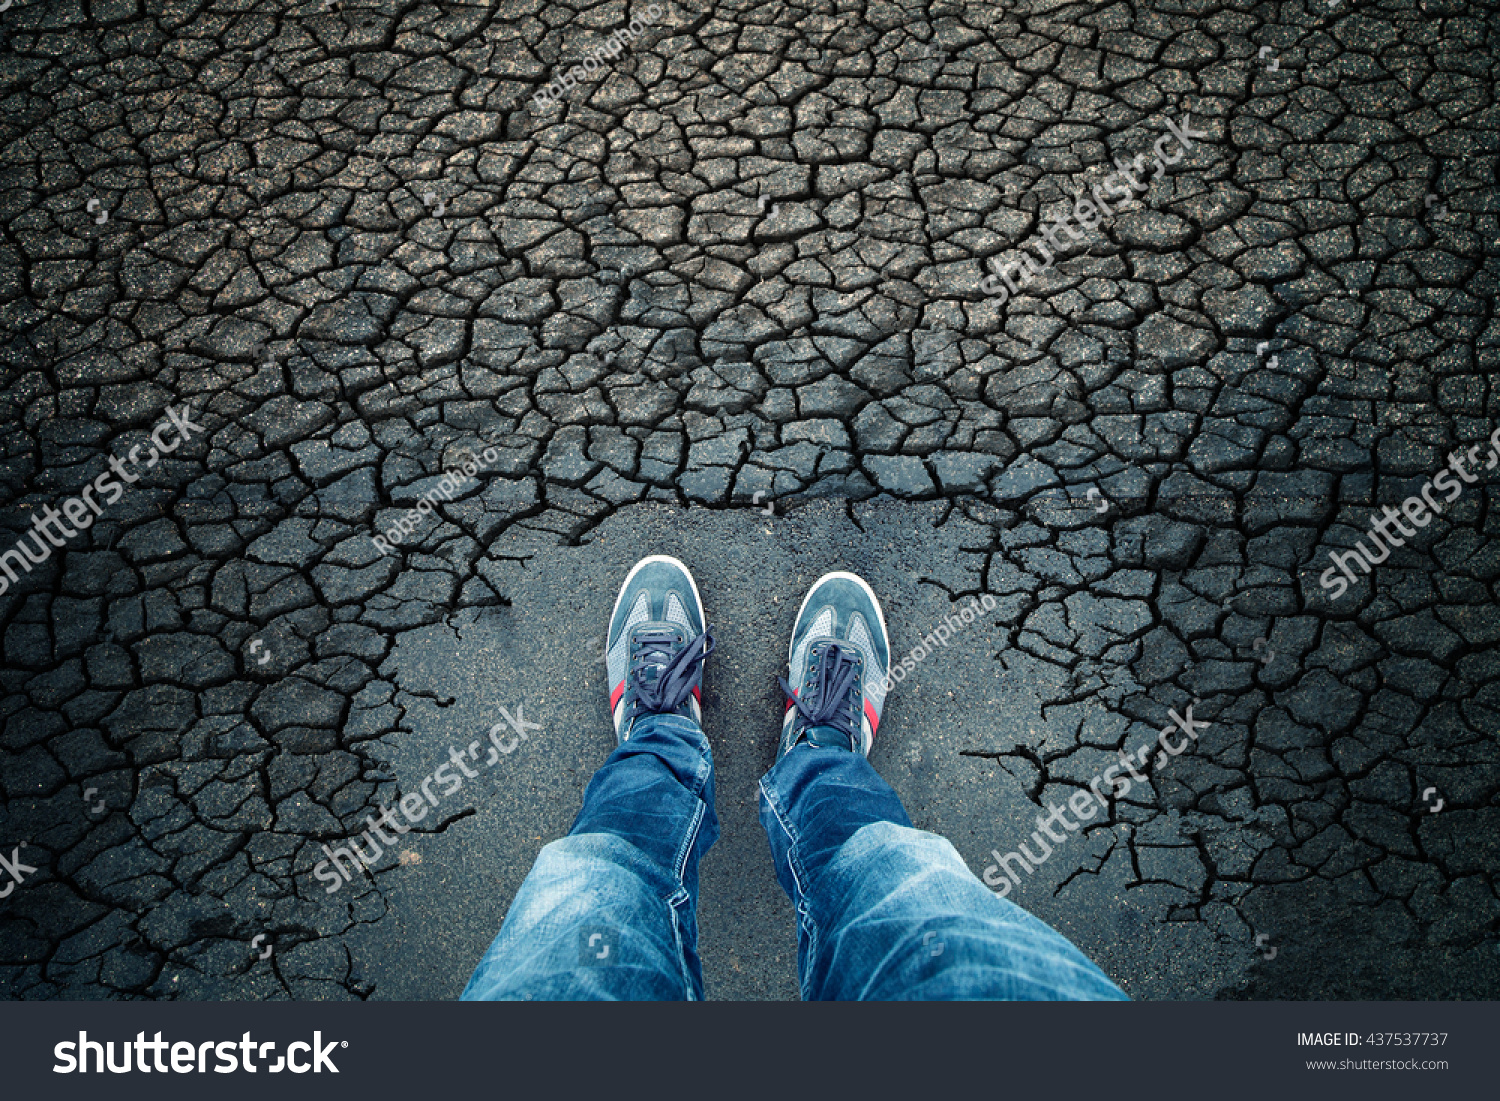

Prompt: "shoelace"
[778,642,861,749]
[630,627,715,717]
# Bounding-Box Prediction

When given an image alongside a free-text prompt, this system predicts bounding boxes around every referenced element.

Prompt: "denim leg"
[462,713,717,1000]
[758,746,1127,1001]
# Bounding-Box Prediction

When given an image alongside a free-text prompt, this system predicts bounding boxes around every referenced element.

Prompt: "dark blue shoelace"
[631,627,715,717]
[778,642,861,749]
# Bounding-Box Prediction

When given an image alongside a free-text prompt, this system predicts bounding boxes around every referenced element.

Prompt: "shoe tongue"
[636,657,672,695]
[632,626,690,714]
[635,626,680,674]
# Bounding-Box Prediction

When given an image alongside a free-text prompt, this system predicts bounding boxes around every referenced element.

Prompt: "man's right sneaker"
[777,571,891,759]
[606,555,714,742]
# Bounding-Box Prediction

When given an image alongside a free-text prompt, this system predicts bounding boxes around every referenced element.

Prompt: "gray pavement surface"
[1,0,1498,1000]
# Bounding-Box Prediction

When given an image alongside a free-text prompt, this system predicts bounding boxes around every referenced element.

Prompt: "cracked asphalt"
[1,0,1498,1001]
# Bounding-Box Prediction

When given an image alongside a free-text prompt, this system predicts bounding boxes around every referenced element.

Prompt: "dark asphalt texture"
[1,0,1497,1001]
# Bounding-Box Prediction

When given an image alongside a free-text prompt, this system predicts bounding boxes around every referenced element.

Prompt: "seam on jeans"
[797,898,819,1002]
[761,775,821,998]
[757,776,807,901]
[666,894,697,1001]
[756,774,804,906]
[691,739,713,798]
[672,798,707,884]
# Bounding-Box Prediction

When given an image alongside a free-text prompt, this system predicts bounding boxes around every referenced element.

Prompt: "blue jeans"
[462,714,1126,1001]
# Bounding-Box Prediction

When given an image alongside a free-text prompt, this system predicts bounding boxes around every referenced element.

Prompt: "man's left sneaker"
[606,554,714,742]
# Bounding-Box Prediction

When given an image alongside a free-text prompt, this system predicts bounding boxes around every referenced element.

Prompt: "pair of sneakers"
[605,555,891,759]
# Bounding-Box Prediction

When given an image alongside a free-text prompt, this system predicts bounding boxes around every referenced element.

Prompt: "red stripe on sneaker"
[610,682,625,710]
[784,689,797,712]
[864,698,880,736]
[692,686,701,702]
